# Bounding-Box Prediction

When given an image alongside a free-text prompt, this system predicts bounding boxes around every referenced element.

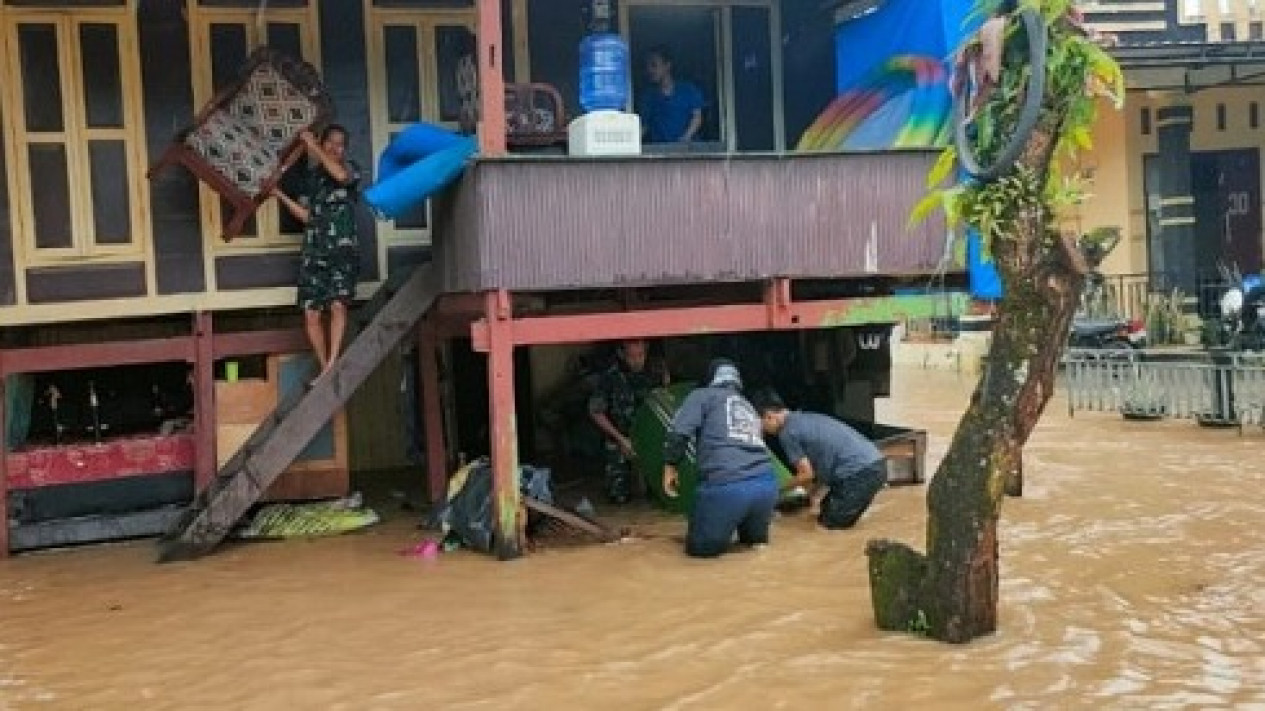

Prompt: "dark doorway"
[1192,148,1262,277]
[1145,147,1262,293]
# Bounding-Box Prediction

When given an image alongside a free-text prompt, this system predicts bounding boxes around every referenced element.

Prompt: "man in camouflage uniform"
[589,339,667,503]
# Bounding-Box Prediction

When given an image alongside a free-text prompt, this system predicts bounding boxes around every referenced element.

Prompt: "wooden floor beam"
[470,292,965,351]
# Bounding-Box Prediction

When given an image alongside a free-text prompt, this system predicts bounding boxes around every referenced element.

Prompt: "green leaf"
[1071,126,1093,150]
[953,233,968,267]
[910,191,946,228]
[927,146,959,189]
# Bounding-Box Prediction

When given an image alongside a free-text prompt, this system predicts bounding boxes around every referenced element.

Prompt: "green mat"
[632,382,793,515]
[235,501,380,539]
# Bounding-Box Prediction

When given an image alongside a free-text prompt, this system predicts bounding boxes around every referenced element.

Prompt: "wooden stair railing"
[157,264,441,562]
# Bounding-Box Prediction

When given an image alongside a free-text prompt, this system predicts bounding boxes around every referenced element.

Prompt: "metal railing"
[1064,349,1265,429]
[1089,271,1236,323]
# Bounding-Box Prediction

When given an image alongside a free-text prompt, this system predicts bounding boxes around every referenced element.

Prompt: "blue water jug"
[578,32,629,113]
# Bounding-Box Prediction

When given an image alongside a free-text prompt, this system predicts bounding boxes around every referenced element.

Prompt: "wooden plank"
[525,498,618,543]
[0,365,8,558]
[214,253,303,291]
[0,63,14,306]
[26,263,148,304]
[485,290,522,561]
[0,337,194,376]
[476,0,507,155]
[9,507,183,553]
[471,293,968,350]
[144,0,208,301]
[212,329,309,360]
[158,264,440,561]
[193,312,217,492]
[263,466,346,502]
[214,380,275,425]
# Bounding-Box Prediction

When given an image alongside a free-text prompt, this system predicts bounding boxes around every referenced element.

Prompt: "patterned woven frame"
[149,47,332,240]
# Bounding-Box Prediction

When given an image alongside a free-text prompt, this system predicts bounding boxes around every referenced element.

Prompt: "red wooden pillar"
[192,312,217,492]
[484,289,521,560]
[476,0,507,155]
[419,321,448,504]
[0,352,8,559]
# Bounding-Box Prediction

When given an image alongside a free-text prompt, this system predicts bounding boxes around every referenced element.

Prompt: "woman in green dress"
[274,125,361,376]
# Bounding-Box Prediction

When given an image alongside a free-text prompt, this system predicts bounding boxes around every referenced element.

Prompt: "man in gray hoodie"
[662,359,779,558]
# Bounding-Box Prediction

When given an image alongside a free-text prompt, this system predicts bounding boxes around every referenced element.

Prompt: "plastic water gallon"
[578,32,629,114]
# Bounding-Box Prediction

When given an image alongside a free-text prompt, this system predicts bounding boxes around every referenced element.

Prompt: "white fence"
[1064,350,1265,428]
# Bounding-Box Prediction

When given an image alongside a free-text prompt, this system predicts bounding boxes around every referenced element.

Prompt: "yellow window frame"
[0,3,151,268]
[365,1,475,248]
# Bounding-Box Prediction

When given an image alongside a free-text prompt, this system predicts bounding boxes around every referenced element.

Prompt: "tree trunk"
[866,112,1086,643]
[1005,455,1023,497]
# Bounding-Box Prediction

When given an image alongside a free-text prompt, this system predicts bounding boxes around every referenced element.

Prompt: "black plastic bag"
[440,460,553,555]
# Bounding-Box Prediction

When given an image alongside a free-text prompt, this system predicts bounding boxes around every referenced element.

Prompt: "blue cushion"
[365,123,476,219]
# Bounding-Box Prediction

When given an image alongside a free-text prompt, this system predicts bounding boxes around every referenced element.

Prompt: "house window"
[1251,21,1263,39]
[1,6,147,262]
[187,1,320,249]
[1221,21,1237,40]
[1217,103,1227,130]
[1251,102,1260,129]
[366,2,475,245]
[1141,107,1152,135]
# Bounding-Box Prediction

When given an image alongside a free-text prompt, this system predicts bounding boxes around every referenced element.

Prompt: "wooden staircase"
[157,263,441,562]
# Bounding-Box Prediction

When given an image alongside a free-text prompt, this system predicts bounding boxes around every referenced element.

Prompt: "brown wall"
[435,150,947,293]
[140,0,206,296]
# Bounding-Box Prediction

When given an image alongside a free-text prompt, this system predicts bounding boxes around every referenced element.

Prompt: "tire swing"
[953,5,1048,182]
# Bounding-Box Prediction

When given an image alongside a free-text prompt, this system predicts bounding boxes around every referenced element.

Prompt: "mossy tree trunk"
[867,108,1088,643]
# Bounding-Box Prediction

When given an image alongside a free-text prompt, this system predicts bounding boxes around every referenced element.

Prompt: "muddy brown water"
[3,368,1265,710]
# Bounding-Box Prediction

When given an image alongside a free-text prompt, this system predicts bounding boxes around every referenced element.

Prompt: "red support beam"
[484,289,521,560]
[476,0,507,156]
[470,293,942,350]
[419,321,448,505]
[0,328,307,378]
[765,278,794,329]
[192,312,217,493]
[0,352,9,559]
[0,338,195,376]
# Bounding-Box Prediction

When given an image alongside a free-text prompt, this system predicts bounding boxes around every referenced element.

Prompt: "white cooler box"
[568,110,641,157]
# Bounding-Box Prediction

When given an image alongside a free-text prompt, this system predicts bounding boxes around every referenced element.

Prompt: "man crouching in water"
[753,392,886,530]
[661,359,779,558]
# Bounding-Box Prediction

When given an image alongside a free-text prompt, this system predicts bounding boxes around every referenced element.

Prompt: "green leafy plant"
[912,0,1125,258]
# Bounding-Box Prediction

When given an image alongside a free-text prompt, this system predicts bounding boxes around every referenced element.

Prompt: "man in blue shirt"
[638,45,705,144]
[754,393,887,530]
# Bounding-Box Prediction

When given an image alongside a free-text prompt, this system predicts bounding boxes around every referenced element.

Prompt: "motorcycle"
[1217,272,1265,351]
[1069,316,1146,351]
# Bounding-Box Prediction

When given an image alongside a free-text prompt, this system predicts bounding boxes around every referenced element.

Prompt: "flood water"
[4,368,1265,710]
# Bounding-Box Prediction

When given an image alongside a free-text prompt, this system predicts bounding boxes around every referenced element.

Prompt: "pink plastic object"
[399,540,441,559]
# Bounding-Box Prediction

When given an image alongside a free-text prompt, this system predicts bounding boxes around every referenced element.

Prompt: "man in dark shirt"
[754,393,887,530]
[589,339,667,503]
[637,45,705,144]
[662,359,778,558]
